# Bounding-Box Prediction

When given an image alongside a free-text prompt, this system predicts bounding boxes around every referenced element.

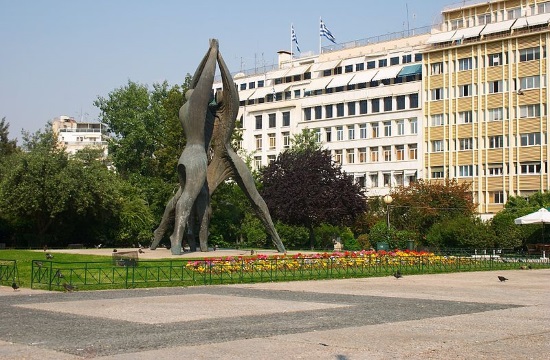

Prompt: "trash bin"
[407,240,415,251]
[376,242,389,251]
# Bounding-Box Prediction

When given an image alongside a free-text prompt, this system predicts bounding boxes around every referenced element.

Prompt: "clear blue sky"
[0,0,463,142]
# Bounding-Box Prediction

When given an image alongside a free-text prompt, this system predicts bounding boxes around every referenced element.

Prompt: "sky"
[0,0,467,143]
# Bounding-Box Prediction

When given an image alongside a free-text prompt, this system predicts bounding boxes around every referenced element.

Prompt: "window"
[268,133,276,149]
[248,82,256,89]
[409,93,419,108]
[431,114,444,126]
[539,2,550,14]
[378,59,387,67]
[371,123,379,138]
[493,191,505,204]
[459,84,472,97]
[488,80,504,93]
[358,148,367,163]
[520,132,541,146]
[431,62,443,75]
[395,95,405,110]
[520,76,542,90]
[488,53,502,66]
[520,47,541,62]
[255,135,262,150]
[478,13,491,25]
[410,118,418,134]
[458,111,473,124]
[325,105,333,118]
[395,145,405,160]
[431,166,444,178]
[370,147,379,162]
[294,89,301,98]
[402,54,412,64]
[507,7,521,19]
[458,57,473,71]
[390,56,399,66]
[489,135,504,148]
[283,132,290,148]
[346,149,355,164]
[267,155,276,164]
[408,144,418,159]
[268,113,276,128]
[520,104,541,118]
[384,121,391,137]
[240,83,247,90]
[255,115,262,129]
[520,162,542,174]
[304,107,312,121]
[459,138,473,150]
[359,100,368,114]
[359,124,367,139]
[451,19,463,30]
[458,165,474,177]
[432,140,444,152]
[488,107,504,121]
[344,64,353,73]
[254,156,262,169]
[334,150,342,164]
[397,120,405,135]
[384,97,392,112]
[372,98,380,112]
[383,173,391,187]
[356,63,364,71]
[282,111,290,126]
[315,129,322,142]
[334,103,343,117]
[257,80,264,87]
[414,53,423,62]
[369,173,379,187]
[431,88,443,100]
[325,128,332,142]
[383,146,391,161]
[487,165,503,176]
[348,125,355,140]
[315,106,322,119]
[366,60,376,69]
[336,126,343,141]
[348,102,356,116]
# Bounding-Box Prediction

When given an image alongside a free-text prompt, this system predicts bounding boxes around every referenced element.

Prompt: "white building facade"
[52,116,109,157]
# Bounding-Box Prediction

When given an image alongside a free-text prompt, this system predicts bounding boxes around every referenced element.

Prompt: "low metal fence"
[0,259,18,286]
[30,254,550,291]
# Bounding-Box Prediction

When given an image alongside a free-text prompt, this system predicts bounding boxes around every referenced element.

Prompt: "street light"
[383,194,393,246]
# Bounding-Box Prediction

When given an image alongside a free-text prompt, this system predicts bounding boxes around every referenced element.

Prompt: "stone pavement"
[0,266,548,359]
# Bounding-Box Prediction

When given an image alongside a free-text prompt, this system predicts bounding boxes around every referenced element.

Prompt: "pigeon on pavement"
[498,276,508,282]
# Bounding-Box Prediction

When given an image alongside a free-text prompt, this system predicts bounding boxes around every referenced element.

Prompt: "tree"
[425,215,496,249]
[0,117,18,157]
[260,147,367,249]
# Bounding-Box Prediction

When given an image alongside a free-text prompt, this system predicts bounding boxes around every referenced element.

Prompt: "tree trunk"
[308,224,315,250]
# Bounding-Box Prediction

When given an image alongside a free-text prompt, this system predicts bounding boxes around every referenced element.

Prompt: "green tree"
[0,117,18,157]
[425,215,496,249]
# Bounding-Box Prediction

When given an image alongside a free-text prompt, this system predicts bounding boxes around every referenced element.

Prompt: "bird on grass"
[11,282,19,291]
[55,270,64,278]
[63,283,75,292]
[393,270,403,279]
[34,261,43,268]
[498,276,508,282]
[45,253,53,259]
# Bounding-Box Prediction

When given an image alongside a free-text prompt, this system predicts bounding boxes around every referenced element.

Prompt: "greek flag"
[291,25,301,52]
[320,18,336,44]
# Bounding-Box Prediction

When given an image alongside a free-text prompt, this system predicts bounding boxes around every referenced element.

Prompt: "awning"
[284,64,312,77]
[451,24,486,40]
[426,30,456,44]
[397,64,422,77]
[328,73,355,88]
[267,68,290,80]
[480,19,516,35]
[304,76,333,91]
[311,59,342,72]
[340,56,365,67]
[348,69,378,84]
[372,66,403,81]
[249,84,290,99]
[512,13,550,30]
[238,89,256,101]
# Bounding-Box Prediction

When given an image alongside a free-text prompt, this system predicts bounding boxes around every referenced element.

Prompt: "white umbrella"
[514,208,550,224]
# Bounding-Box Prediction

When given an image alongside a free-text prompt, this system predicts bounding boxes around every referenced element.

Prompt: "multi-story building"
[218,29,431,197]
[424,0,550,217]
[52,116,109,157]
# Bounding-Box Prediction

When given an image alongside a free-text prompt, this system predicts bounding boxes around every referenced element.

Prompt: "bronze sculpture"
[151,40,285,254]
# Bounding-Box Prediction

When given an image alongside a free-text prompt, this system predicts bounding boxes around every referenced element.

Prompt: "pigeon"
[55,270,64,278]
[393,270,402,279]
[43,245,48,252]
[528,265,532,269]
[11,282,19,291]
[94,244,102,249]
[45,253,53,259]
[138,248,144,254]
[498,276,508,282]
[63,283,75,292]
[112,249,117,253]
[35,261,43,268]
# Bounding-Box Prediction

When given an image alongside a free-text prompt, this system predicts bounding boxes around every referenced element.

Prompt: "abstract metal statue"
[151,39,285,254]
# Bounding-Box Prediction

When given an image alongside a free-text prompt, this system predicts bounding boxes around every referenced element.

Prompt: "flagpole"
[319,17,322,55]
[290,23,294,66]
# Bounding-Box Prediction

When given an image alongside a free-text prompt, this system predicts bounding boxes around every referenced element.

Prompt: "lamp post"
[383,194,393,243]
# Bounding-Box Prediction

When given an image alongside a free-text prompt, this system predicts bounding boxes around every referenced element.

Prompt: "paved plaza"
[0,252,548,359]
